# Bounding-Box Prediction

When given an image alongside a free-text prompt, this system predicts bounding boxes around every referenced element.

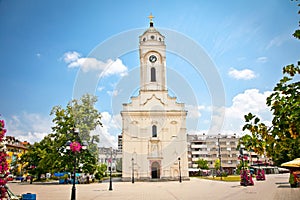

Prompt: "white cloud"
[17,132,48,144]
[63,51,81,63]
[92,112,121,148]
[102,59,128,77]
[68,57,101,71]
[186,104,206,119]
[107,89,120,97]
[63,51,128,77]
[256,56,268,63]
[266,34,289,50]
[6,112,52,143]
[4,111,122,148]
[228,68,257,80]
[187,89,272,137]
[222,89,272,135]
[97,86,105,92]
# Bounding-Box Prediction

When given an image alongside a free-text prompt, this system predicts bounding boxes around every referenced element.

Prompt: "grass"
[197,175,241,182]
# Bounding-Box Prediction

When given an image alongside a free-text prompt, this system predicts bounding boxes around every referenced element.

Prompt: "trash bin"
[22,193,36,200]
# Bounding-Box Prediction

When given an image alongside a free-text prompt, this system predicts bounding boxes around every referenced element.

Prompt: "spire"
[148,13,154,27]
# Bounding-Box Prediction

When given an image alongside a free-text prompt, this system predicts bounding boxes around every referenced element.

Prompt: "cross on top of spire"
[148,13,155,21]
[148,13,154,27]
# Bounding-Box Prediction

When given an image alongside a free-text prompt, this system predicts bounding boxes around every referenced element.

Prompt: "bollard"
[22,193,36,200]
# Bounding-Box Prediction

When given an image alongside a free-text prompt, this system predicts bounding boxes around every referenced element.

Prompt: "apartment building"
[5,136,29,175]
[187,134,240,174]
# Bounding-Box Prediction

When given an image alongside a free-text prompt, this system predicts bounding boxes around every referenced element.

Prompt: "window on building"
[152,125,157,137]
[151,67,156,82]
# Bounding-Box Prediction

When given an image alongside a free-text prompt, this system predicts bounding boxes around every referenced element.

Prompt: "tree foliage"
[20,94,102,178]
[94,163,107,181]
[196,158,209,170]
[241,64,300,165]
[236,160,249,174]
[240,4,300,165]
[214,159,221,170]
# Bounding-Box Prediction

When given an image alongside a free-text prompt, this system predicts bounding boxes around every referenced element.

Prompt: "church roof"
[139,14,165,43]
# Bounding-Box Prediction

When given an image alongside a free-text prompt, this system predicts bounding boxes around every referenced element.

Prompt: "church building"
[121,15,189,181]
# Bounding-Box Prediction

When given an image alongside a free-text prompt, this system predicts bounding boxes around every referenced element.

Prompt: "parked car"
[15,176,24,181]
[7,175,14,181]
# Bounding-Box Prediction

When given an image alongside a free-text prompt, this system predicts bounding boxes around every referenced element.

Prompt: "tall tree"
[241,3,300,165]
[50,94,102,157]
[51,94,102,173]
[21,94,102,177]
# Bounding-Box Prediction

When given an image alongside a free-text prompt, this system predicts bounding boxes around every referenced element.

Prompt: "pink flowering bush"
[0,121,5,143]
[0,119,8,199]
[70,141,82,153]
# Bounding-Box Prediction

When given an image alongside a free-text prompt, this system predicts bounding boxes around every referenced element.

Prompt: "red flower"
[70,141,82,153]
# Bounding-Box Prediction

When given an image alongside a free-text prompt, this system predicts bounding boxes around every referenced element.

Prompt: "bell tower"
[121,15,189,182]
[139,14,166,91]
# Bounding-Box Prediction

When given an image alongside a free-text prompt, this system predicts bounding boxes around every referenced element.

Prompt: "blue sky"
[0,0,299,147]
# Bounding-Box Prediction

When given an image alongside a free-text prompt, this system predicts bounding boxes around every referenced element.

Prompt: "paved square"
[7,174,300,200]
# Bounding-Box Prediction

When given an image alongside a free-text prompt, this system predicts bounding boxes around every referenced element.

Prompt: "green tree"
[21,94,102,178]
[196,158,209,170]
[51,94,102,143]
[236,160,249,174]
[94,163,107,181]
[50,94,102,172]
[214,159,221,170]
[241,4,300,165]
[238,126,266,155]
[242,63,300,165]
[20,133,65,180]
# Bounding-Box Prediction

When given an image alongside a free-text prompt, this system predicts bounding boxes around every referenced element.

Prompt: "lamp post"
[178,157,182,183]
[66,128,87,200]
[71,150,76,200]
[239,148,244,171]
[217,136,222,180]
[131,158,134,184]
[109,147,113,191]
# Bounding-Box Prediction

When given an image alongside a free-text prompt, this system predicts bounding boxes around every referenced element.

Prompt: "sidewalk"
[7,173,300,200]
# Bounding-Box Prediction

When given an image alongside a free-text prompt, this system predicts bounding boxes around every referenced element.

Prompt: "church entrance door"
[151,161,160,179]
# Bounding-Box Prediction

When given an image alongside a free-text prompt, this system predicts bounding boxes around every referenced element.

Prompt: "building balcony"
[191,144,207,149]
[191,151,208,155]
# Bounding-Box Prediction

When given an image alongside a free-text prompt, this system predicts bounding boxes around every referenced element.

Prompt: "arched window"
[151,67,156,82]
[152,125,157,137]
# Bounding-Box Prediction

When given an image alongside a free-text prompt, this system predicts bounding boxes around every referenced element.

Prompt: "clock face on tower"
[149,55,157,63]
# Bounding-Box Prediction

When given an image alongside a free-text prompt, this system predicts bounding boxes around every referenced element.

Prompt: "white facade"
[121,18,189,181]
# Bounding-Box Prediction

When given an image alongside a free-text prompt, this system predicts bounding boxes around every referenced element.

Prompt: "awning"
[281,158,300,168]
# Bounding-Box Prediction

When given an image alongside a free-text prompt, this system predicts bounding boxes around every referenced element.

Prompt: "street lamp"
[66,128,87,200]
[178,157,182,183]
[131,158,134,184]
[217,136,222,180]
[109,147,113,191]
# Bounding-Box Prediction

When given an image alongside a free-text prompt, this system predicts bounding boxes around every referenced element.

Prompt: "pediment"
[123,91,186,112]
[142,94,165,106]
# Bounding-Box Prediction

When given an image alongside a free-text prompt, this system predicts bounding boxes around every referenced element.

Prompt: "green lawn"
[197,175,241,182]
